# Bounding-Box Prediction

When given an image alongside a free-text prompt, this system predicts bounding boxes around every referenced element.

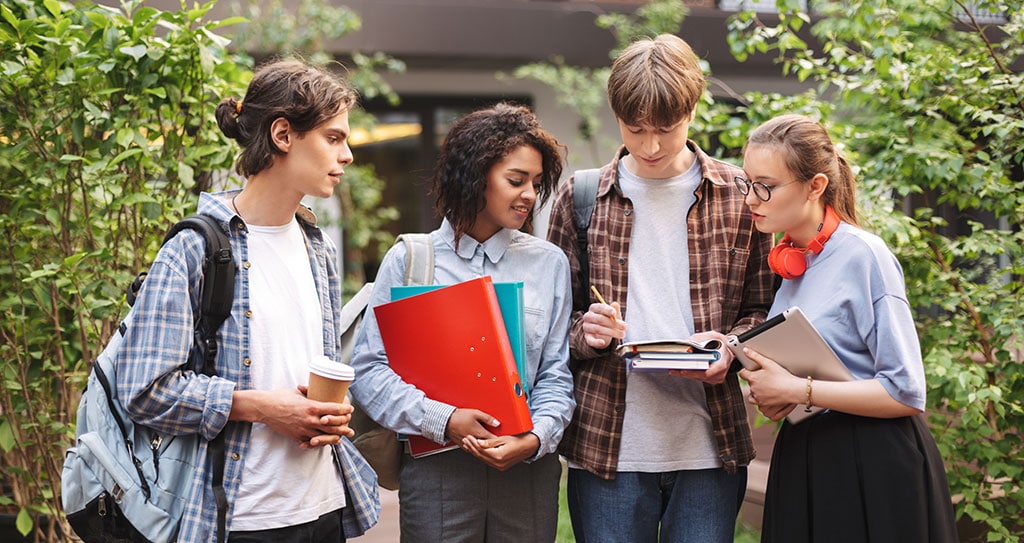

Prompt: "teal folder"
[391,280,529,398]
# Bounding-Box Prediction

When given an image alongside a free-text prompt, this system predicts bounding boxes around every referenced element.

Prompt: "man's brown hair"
[607,34,705,127]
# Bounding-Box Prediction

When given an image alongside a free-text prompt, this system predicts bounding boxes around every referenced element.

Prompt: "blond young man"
[546,34,774,541]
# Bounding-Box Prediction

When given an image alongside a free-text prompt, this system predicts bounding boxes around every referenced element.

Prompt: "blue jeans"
[567,467,747,543]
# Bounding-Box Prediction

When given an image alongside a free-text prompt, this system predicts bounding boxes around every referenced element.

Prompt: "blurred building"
[144,0,814,269]
[326,0,809,236]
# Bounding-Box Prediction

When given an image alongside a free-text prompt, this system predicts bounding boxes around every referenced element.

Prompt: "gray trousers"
[398,449,561,543]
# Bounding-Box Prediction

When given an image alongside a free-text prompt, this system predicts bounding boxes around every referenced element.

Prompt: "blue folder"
[391,280,529,398]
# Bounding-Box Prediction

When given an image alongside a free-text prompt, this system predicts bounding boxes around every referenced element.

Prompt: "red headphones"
[768,205,840,279]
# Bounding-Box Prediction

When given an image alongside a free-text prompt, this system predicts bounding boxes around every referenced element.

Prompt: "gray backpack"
[61,215,233,543]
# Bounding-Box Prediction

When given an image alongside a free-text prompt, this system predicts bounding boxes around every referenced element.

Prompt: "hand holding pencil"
[583,285,627,349]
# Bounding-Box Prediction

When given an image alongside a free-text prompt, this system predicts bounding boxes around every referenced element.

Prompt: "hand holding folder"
[374,276,532,457]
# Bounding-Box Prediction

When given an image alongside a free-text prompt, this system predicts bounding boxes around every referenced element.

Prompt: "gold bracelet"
[804,375,814,413]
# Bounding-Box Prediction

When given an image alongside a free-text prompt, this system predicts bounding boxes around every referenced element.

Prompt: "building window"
[717,0,808,12]
[354,95,533,236]
[957,1,1008,24]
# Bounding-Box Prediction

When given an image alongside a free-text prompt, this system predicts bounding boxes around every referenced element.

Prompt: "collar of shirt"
[441,218,513,264]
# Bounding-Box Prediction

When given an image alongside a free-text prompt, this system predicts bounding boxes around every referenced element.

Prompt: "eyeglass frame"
[733,176,800,202]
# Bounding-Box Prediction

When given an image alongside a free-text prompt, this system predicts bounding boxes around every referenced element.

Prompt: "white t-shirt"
[231,218,346,530]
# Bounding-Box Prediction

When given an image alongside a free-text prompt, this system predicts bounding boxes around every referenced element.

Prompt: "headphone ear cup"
[768,243,807,279]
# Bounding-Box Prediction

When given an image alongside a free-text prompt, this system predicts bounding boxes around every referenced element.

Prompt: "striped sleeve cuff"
[421,398,457,445]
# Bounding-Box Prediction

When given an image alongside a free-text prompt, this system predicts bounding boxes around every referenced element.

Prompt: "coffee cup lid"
[309,356,355,381]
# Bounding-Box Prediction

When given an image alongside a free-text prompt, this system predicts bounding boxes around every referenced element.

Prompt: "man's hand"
[231,388,354,448]
[668,331,731,385]
[582,301,627,349]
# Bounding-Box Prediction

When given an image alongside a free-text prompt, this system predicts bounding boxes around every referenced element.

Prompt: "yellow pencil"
[590,285,608,305]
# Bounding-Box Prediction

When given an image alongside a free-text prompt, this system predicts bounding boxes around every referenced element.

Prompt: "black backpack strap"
[572,169,601,292]
[163,214,235,364]
[210,430,228,543]
[162,213,233,543]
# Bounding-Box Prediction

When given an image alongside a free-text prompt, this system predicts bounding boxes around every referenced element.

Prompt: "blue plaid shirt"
[116,191,379,542]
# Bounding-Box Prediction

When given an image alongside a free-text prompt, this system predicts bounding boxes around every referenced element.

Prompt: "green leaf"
[42,0,61,17]
[1,4,18,30]
[2,60,23,77]
[15,508,32,536]
[119,44,147,60]
[115,128,135,148]
[84,11,109,29]
[0,419,14,452]
[178,162,195,186]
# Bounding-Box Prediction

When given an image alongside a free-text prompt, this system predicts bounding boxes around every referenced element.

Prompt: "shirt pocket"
[707,245,751,316]
[523,305,548,384]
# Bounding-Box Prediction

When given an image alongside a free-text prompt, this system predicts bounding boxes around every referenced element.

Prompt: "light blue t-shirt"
[771,222,926,410]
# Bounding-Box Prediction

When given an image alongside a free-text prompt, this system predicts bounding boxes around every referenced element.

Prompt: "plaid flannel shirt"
[546,143,775,480]
[117,191,379,541]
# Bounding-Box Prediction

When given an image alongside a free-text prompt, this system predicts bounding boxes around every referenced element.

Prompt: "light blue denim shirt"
[350,219,575,459]
[116,191,378,542]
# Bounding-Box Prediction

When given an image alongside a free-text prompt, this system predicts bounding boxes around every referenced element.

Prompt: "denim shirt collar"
[440,218,512,264]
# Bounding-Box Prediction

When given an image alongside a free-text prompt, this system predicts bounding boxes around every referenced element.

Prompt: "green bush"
[1,0,399,538]
[725,1,1024,540]
[0,0,247,538]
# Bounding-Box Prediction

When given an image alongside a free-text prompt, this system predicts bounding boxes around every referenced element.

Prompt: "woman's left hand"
[755,402,797,422]
[738,347,804,419]
[460,432,540,471]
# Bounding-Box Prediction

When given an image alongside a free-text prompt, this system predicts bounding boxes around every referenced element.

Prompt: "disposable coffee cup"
[307,356,355,403]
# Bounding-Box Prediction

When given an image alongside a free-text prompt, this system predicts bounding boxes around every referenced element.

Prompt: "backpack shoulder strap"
[397,233,435,286]
[572,169,601,289]
[161,214,233,543]
[573,168,601,234]
[163,214,235,335]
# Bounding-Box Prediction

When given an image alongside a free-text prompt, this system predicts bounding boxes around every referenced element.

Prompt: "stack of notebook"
[617,338,722,371]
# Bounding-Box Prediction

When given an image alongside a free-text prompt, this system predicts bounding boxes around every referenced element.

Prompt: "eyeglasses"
[733,176,799,202]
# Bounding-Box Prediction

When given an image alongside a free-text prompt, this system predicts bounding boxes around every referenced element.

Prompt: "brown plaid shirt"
[546,143,774,479]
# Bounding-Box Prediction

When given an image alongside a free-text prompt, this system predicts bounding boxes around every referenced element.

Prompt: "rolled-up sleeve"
[118,233,236,441]
[349,244,457,445]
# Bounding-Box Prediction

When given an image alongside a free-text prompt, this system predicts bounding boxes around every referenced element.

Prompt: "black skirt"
[761,411,958,543]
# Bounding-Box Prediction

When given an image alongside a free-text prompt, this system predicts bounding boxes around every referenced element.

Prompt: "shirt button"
[729,248,736,256]
[245,310,253,318]
[243,358,251,366]
[618,257,626,265]
[243,261,251,269]
[614,405,624,414]
[624,209,632,216]
[231,453,241,461]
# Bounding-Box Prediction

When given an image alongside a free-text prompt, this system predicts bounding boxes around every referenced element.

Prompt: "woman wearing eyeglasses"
[735,114,957,542]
